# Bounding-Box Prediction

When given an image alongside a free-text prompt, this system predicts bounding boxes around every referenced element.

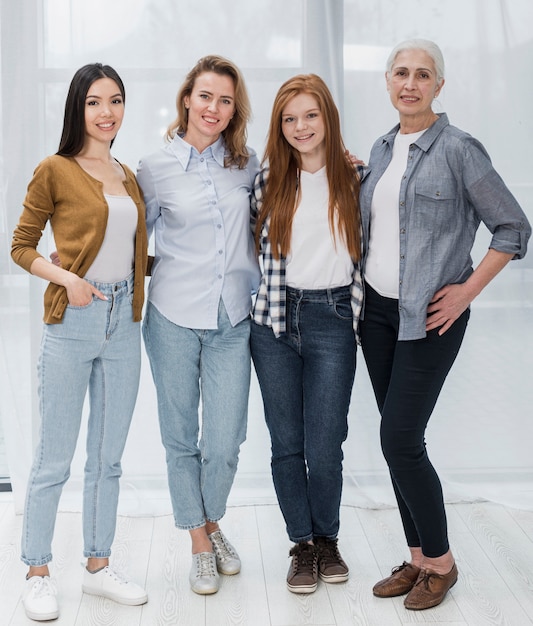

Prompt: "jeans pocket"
[333,299,352,321]
[66,296,95,310]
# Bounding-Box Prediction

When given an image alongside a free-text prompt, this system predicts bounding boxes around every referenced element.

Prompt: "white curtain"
[0,0,531,515]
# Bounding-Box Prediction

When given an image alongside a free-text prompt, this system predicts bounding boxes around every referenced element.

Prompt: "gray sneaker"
[189,552,220,595]
[208,530,241,575]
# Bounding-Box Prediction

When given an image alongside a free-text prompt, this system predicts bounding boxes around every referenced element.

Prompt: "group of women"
[11,39,530,622]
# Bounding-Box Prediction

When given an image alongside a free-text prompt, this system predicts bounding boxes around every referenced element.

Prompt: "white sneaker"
[22,575,59,621]
[208,530,241,575]
[189,552,220,595]
[82,566,148,605]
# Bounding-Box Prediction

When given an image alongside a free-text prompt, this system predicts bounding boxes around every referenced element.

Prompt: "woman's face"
[183,71,236,150]
[84,78,124,145]
[386,49,443,119]
[281,92,326,161]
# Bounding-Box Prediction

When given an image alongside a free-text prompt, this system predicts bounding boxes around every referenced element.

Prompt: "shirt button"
[400,228,406,234]
[207,180,212,185]
[200,158,204,162]
[217,224,222,229]
[218,249,223,254]
[400,201,405,206]
[218,274,222,279]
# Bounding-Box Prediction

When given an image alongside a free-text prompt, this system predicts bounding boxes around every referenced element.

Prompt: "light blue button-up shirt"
[137,134,261,329]
[360,113,531,341]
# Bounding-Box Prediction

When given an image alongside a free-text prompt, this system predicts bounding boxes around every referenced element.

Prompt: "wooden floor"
[1,497,533,625]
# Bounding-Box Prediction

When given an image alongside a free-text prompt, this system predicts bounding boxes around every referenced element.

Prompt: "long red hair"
[256,74,361,260]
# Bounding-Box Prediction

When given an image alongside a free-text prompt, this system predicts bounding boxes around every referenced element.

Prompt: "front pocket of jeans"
[333,299,352,320]
[66,296,95,310]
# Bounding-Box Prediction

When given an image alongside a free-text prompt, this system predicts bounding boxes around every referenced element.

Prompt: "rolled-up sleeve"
[462,139,531,259]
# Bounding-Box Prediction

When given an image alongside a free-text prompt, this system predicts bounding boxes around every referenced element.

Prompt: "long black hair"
[57,63,125,156]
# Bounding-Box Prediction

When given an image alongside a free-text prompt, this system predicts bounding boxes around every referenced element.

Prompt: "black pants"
[360,283,469,557]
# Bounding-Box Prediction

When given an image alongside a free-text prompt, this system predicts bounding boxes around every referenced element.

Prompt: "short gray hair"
[386,39,445,83]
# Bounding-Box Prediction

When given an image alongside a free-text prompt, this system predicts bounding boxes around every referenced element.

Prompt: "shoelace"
[103,566,129,585]
[30,577,57,599]
[413,570,438,590]
[211,533,236,561]
[195,553,217,578]
[317,540,341,565]
[390,561,410,575]
[290,544,318,571]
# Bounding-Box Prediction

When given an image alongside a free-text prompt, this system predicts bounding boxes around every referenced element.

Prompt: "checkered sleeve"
[251,167,287,337]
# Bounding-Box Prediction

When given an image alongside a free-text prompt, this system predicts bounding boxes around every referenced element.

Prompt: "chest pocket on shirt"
[413,177,457,232]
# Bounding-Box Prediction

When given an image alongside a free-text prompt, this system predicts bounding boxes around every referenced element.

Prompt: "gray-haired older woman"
[359,39,530,610]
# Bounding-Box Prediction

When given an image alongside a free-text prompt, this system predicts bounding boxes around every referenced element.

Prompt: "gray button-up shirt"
[360,113,531,340]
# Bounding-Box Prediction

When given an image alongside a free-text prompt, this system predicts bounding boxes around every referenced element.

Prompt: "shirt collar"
[170,133,227,170]
[382,112,449,153]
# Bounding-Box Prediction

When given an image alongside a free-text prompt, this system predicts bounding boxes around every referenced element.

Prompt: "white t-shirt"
[365,129,426,298]
[286,166,353,289]
[85,194,137,283]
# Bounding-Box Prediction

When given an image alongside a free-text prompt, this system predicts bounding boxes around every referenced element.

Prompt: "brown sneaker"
[404,563,458,610]
[373,562,421,597]
[314,537,349,583]
[286,543,318,594]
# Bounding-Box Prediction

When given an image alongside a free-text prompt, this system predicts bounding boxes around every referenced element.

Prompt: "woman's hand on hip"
[426,283,471,335]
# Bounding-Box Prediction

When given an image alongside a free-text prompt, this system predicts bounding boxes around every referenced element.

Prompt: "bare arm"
[426,248,514,335]
[30,257,107,306]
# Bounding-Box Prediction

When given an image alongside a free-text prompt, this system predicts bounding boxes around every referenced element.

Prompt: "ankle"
[421,552,455,575]
[28,565,50,579]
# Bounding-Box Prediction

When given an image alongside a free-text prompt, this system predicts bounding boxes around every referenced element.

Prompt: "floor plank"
[2,501,533,625]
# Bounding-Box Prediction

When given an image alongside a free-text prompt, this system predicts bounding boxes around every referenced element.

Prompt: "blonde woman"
[137,56,260,595]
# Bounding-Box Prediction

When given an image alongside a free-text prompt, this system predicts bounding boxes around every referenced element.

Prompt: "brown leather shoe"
[404,563,458,610]
[373,561,421,597]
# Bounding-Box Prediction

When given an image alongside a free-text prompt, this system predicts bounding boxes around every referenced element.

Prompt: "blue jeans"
[360,283,469,557]
[142,300,250,529]
[250,286,357,543]
[21,275,140,566]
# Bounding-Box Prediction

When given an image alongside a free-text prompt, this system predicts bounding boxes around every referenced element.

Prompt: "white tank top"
[84,194,137,283]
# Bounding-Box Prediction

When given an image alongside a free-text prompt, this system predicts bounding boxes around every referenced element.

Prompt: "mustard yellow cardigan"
[11,154,148,323]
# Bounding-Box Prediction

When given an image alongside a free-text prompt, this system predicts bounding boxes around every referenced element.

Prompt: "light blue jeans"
[21,275,141,566]
[142,300,250,529]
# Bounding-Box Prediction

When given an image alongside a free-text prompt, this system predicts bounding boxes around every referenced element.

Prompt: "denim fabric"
[360,113,531,340]
[250,286,356,543]
[360,283,469,557]
[142,300,250,529]
[21,275,140,566]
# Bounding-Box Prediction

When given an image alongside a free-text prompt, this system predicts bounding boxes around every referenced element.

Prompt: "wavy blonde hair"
[166,55,251,168]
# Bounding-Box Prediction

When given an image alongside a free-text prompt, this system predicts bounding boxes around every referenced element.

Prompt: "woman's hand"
[426,283,471,335]
[345,149,365,166]
[50,250,61,267]
[29,256,107,306]
[63,273,107,307]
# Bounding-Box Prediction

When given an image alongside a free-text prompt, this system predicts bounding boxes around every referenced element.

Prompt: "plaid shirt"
[251,166,364,341]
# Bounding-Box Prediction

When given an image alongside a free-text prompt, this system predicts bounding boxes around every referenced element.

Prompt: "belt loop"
[327,288,333,305]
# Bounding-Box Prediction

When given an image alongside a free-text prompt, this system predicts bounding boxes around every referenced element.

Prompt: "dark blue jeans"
[251,285,356,543]
[360,283,469,557]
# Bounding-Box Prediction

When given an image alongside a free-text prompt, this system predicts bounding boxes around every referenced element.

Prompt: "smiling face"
[281,92,326,169]
[84,77,124,145]
[387,48,444,130]
[183,71,236,151]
